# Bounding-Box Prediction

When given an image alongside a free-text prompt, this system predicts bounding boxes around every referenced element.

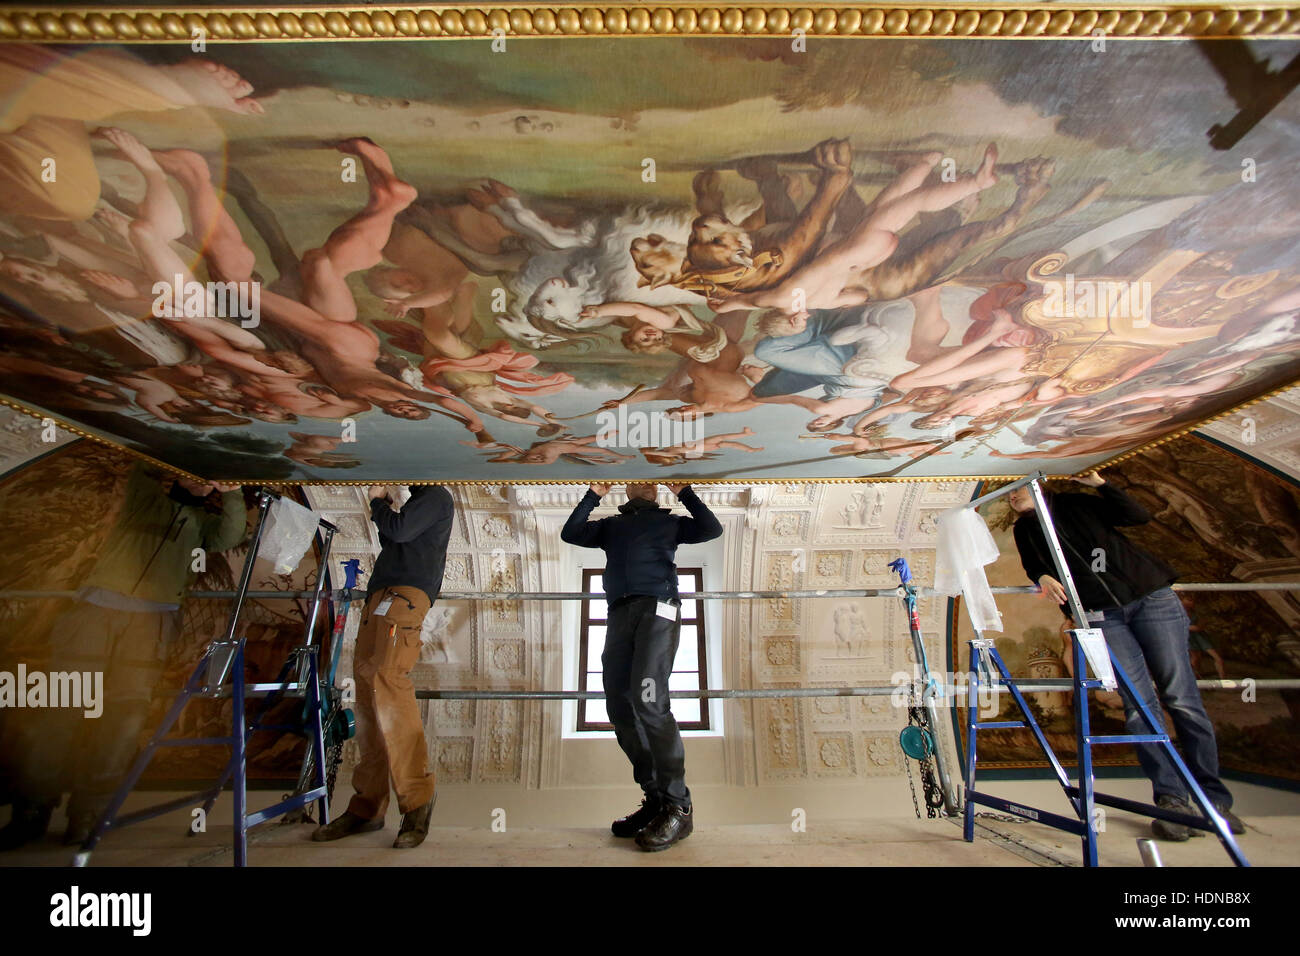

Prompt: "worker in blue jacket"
[562,482,722,851]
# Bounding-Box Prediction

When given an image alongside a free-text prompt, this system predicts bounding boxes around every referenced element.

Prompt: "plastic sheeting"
[934,505,1003,633]
[258,496,318,575]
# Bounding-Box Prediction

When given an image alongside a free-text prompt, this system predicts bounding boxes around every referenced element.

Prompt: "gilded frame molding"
[1,4,1299,43]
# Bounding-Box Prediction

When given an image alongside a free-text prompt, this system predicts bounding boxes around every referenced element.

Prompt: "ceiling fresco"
[0,29,1298,482]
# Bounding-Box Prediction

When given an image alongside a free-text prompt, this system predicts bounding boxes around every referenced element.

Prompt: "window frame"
[576,566,711,732]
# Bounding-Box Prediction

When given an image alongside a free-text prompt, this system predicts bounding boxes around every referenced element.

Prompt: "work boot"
[611,795,662,838]
[62,810,99,847]
[0,797,54,851]
[311,810,383,843]
[635,803,693,852]
[1210,801,1247,835]
[1151,794,1200,842]
[393,793,436,849]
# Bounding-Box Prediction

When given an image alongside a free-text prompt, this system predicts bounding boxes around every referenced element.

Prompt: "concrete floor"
[971,809,1299,867]
[5,814,1033,868]
[1,779,1293,867]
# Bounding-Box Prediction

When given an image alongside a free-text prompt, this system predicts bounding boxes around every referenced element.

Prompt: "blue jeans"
[1095,587,1232,807]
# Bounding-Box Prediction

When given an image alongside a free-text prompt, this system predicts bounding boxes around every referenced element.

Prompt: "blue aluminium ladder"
[189,556,362,832]
[73,490,339,867]
[957,473,1249,867]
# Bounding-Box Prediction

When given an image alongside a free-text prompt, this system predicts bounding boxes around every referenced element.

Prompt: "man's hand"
[211,482,241,493]
[173,477,214,497]
[667,483,687,496]
[1074,470,1105,487]
[368,484,388,501]
[1038,574,1068,604]
[589,483,611,497]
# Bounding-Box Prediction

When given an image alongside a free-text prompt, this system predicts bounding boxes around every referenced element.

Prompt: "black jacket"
[1013,483,1177,613]
[367,485,455,604]
[561,487,723,603]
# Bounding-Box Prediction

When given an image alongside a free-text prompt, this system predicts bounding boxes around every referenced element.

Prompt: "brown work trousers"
[346,586,435,819]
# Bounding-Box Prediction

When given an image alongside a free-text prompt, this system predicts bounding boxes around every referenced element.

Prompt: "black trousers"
[602,596,689,808]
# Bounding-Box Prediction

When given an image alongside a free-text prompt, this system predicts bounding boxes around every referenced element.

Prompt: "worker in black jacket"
[313,483,454,850]
[562,482,722,851]
[1009,470,1243,842]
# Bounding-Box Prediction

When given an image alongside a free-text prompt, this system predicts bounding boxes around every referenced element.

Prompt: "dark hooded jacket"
[561,487,722,603]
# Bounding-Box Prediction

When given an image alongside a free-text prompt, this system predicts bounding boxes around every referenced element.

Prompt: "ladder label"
[1006,803,1039,820]
[1073,628,1118,691]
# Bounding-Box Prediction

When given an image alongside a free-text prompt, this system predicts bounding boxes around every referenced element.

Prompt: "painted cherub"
[462,434,636,466]
[640,427,764,466]
[285,432,363,469]
[804,423,949,459]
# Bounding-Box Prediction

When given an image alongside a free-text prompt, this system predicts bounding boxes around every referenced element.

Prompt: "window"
[576,567,710,731]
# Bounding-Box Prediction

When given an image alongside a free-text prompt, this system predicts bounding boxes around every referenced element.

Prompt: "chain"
[902,682,946,819]
[912,703,943,818]
[919,748,944,815]
[900,675,949,819]
[903,734,923,819]
[902,680,922,818]
[895,574,949,820]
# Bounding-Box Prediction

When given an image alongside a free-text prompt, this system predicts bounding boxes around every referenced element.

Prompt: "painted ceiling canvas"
[0,20,1298,482]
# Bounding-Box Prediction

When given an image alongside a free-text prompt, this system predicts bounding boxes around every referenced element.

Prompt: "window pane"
[672,699,701,723]
[674,627,698,669]
[669,670,700,692]
[580,567,712,732]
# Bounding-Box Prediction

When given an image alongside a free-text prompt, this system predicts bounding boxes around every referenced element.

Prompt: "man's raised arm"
[672,484,722,543]
[561,484,608,548]
[1093,483,1152,527]
[370,485,452,543]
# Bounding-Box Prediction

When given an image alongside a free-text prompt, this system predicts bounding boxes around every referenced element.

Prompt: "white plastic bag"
[258,497,318,575]
[934,506,1003,633]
